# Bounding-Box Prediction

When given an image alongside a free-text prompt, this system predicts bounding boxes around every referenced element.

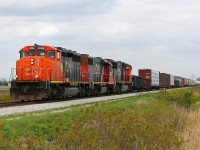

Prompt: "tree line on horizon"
[0,79,8,86]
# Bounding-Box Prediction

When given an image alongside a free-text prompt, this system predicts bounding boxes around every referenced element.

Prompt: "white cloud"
[0,0,75,7]
[37,25,59,37]
[1,0,200,79]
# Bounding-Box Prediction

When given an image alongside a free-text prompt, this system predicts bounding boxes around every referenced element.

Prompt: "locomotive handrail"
[9,68,16,81]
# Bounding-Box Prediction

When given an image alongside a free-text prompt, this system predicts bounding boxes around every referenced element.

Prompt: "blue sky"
[0,0,200,80]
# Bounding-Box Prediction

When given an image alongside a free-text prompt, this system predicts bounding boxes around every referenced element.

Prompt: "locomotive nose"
[16,56,43,81]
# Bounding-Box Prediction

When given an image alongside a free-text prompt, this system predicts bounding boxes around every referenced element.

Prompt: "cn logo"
[24,68,41,76]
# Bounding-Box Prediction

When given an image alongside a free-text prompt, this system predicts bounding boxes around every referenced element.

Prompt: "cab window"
[29,50,36,56]
[47,51,55,58]
[20,51,27,58]
[38,50,45,56]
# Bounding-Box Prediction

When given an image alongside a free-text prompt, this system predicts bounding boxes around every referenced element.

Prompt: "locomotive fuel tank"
[100,87,107,94]
[60,87,79,97]
[121,85,129,92]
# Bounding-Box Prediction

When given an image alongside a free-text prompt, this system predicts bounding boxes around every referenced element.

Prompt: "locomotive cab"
[20,47,55,59]
[16,44,63,82]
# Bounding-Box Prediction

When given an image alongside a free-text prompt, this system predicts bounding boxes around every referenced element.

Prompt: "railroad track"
[0,101,37,108]
[0,90,146,108]
[0,96,107,108]
[0,99,70,108]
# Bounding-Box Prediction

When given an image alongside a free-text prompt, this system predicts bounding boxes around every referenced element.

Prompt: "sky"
[0,0,200,80]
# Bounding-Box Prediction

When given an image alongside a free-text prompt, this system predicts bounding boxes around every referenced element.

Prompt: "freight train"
[10,44,197,101]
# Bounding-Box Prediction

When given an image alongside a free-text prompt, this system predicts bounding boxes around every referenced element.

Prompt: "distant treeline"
[0,80,8,86]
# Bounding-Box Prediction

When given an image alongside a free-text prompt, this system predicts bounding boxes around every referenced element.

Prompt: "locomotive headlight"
[35,75,38,78]
[15,75,18,78]
[30,58,34,65]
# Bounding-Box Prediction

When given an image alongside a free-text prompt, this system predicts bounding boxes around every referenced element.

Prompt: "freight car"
[170,74,175,88]
[159,73,170,88]
[138,69,160,90]
[174,76,181,88]
[10,44,132,100]
[132,75,144,91]
[180,77,185,87]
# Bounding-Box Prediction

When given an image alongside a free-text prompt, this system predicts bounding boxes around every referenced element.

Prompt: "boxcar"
[180,77,185,87]
[138,69,159,89]
[174,76,180,88]
[132,75,144,91]
[170,74,175,88]
[159,73,170,88]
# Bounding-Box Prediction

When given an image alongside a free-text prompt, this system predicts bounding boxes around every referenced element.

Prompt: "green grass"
[159,87,200,109]
[0,91,192,149]
[1,87,200,149]
[0,86,10,102]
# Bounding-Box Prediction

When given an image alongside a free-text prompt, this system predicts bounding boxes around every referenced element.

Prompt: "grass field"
[0,86,10,102]
[0,87,200,149]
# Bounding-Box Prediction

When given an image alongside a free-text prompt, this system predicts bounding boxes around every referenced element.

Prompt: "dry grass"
[193,91,200,97]
[61,101,185,150]
[0,93,10,102]
[160,87,200,149]
[0,86,11,102]
[135,99,149,105]
[181,108,200,150]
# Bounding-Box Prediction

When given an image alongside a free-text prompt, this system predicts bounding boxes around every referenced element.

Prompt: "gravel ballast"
[0,91,158,117]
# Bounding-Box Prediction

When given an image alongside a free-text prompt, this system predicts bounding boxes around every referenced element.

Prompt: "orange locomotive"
[10,44,132,100]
